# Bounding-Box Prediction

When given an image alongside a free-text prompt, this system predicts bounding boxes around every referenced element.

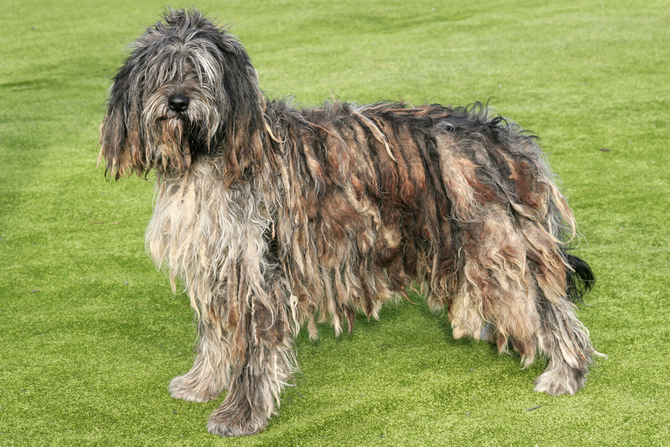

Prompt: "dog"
[99,9,597,437]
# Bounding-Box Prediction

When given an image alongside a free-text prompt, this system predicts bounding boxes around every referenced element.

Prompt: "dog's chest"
[144,162,270,284]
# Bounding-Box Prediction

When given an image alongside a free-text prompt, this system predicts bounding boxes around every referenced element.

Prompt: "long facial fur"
[100,8,597,436]
[100,9,265,181]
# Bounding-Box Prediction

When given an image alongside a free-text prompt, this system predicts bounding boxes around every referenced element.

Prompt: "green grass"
[1,0,669,445]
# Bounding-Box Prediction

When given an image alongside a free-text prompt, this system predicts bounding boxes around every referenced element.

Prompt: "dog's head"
[100,8,266,181]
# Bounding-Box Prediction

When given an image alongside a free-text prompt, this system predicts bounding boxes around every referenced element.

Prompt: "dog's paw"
[533,364,586,396]
[169,372,224,403]
[207,404,268,437]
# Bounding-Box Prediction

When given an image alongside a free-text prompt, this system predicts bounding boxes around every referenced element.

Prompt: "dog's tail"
[564,252,595,304]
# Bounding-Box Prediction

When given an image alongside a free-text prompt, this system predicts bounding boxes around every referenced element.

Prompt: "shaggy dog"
[100,9,597,437]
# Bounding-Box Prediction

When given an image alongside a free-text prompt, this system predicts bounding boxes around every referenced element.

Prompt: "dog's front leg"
[169,319,231,403]
[207,295,295,437]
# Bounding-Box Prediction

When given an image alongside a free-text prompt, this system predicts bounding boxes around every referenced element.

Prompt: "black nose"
[168,94,190,113]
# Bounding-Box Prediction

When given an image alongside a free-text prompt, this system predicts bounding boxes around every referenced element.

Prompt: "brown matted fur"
[100,9,598,437]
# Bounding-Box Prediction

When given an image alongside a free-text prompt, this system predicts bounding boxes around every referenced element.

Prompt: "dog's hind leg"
[449,206,542,368]
[514,213,596,394]
[436,132,595,394]
[532,255,596,395]
[516,208,596,394]
[533,295,594,395]
[169,320,230,403]
[450,209,595,394]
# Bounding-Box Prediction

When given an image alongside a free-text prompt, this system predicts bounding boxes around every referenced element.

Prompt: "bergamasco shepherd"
[100,9,597,436]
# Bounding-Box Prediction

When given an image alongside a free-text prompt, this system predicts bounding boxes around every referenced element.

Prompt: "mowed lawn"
[1,0,669,445]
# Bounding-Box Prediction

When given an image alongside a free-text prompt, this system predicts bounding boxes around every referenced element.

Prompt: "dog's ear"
[213,32,267,185]
[99,63,146,180]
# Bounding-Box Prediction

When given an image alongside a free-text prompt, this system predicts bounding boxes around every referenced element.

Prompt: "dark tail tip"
[565,253,595,304]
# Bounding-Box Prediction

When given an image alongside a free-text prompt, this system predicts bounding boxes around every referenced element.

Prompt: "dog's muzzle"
[168,94,190,113]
